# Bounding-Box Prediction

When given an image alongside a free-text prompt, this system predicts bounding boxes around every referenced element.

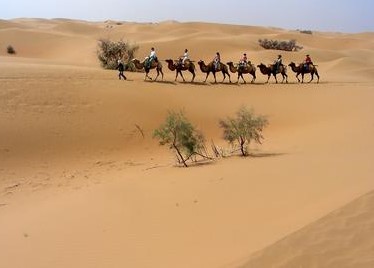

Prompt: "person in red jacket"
[304,54,313,71]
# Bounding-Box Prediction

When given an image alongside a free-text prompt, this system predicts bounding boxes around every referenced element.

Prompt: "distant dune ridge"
[0,19,374,268]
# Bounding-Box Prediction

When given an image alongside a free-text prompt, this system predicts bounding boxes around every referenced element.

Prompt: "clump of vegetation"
[7,45,16,54]
[153,110,210,167]
[258,39,303,51]
[298,29,313,35]
[219,107,269,156]
[97,39,139,70]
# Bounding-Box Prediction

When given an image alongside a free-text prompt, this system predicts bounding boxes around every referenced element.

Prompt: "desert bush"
[219,107,268,156]
[153,110,209,167]
[97,39,139,70]
[7,45,16,54]
[298,29,313,35]
[258,38,303,51]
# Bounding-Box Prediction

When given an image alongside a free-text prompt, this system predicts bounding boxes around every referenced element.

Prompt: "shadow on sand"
[145,80,177,85]
[180,81,211,86]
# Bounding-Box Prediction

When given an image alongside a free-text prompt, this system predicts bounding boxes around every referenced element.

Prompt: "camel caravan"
[128,48,320,84]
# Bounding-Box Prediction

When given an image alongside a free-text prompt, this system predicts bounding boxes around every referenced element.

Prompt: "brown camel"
[288,62,320,83]
[132,58,164,81]
[165,59,196,82]
[257,63,288,83]
[197,60,231,83]
[227,62,256,84]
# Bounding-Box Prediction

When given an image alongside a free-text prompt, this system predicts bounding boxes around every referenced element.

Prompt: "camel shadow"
[145,80,177,85]
[214,82,239,86]
[184,81,211,86]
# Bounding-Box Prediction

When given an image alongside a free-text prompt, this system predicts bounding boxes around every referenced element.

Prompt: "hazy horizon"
[2,0,374,33]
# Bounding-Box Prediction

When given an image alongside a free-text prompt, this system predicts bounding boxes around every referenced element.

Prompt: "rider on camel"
[274,54,283,73]
[303,54,313,71]
[179,49,189,67]
[239,53,248,70]
[213,52,221,71]
[146,47,157,68]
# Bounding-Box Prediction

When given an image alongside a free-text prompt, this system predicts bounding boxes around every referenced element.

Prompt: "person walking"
[117,59,127,80]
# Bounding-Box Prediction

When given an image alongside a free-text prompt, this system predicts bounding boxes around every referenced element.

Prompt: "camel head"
[197,60,204,66]
[288,62,296,67]
[227,61,233,66]
[257,63,266,68]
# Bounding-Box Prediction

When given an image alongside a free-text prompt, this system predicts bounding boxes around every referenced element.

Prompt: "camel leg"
[213,72,218,83]
[285,73,288,83]
[145,70,152,80]
[316,71,320,83]
[251,72,256,83]
[221,71,226,83]
[204,72,210,83]
[190,69,195,82]
[274,74,278,84]
[301,73,305,83]
[241,74,246,84]
[296,73,301,83]
[160,68,164,81]
[154,69,160,81]
[266,74,270,83]
[227,72,231,83]
[308,73,314,83]
[179,70,186,82]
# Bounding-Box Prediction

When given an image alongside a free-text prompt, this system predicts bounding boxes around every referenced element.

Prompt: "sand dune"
[0,19,374,268]
[240,190,374,268]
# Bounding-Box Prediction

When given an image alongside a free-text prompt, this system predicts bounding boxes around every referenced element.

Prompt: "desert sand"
[0,19,374,268]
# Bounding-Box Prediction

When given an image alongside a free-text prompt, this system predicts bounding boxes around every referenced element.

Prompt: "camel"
[197,60,231,83]
[165,59,196,82]
[288,62,320,83]
[227,62,256,84]
[257,63,288,83]
[132,58,164,81]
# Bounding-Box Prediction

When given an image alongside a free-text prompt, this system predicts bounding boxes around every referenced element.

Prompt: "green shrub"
[219,107,268,156]
[153,111,207,167]
[97,39,139,70]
